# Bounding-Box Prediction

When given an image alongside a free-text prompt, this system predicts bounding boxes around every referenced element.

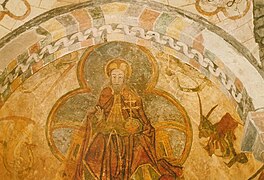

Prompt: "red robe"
[76,86,183,180]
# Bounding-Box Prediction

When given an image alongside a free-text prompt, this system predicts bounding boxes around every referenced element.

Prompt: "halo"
[104,58,132,78]
[77,41,158,95]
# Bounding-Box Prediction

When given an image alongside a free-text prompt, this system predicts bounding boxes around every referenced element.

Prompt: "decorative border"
[0,24,244,102]
[0,1,256,122]
[0,0,261,76]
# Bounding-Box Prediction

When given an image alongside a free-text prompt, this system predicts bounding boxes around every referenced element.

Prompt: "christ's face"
[110,69,125,86]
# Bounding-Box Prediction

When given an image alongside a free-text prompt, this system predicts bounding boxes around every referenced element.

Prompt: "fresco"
[0,0,31,21]
[197,94,248,167]
[195,0,251,20]
[47,42,191,179]
[0,0,263,179]
[0,41,262,179]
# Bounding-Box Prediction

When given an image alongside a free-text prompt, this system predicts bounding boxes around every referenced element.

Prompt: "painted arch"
[0,0,263,179]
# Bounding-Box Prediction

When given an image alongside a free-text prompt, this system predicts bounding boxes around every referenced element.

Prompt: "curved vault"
[0,0,263,119]
[0,0,263,179]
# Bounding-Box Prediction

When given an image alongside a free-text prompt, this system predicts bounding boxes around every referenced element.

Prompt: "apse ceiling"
[0,0,263,179]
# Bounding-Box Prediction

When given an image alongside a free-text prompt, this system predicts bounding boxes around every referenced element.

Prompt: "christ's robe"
[78,86,183,180]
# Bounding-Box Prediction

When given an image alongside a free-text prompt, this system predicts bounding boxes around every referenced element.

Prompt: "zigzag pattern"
[0,24,242,103]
